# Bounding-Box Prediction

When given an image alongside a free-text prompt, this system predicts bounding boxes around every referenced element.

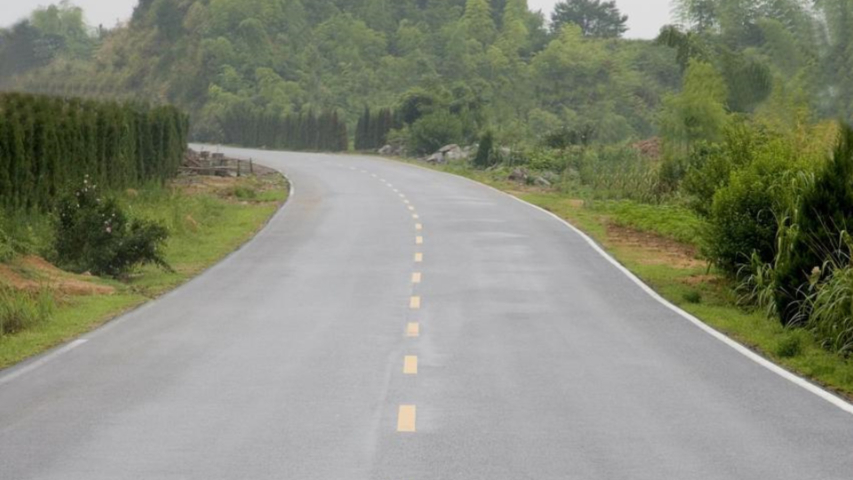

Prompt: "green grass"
[413,160,853,400]
[0,174,287,370]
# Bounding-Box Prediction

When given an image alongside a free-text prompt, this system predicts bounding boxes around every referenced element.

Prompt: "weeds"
[0,287,55,336]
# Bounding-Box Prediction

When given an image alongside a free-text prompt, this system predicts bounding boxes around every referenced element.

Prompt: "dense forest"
[5,0,853,360]
[0,0,681,150]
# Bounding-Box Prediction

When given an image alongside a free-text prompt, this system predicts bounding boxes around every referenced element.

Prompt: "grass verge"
[0,173,287,370]
[414,161,853,401]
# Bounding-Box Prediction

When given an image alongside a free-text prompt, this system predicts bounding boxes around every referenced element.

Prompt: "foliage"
[355,107,399,151]
[209,104,348,152]
[0,287,55,336]
[408,110,465,155]
[550,0,628,38]
[802,244,853,356]
[0,92,188,211]
[659,60,729,153]
[473,130,496,168]
[774,126,853,326]
[54,178,170,277]
[0,1,97,84]
[7,0,677,147]
[705,150,795,276]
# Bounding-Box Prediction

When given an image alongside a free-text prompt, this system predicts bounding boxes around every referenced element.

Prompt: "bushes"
[0,92,188,210]
[408,111,464,155]
[54,178,170,277]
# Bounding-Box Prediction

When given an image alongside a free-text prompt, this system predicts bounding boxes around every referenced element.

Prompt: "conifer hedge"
[355,107,399,151]
[0,92,188,210]
[216,107,349,152]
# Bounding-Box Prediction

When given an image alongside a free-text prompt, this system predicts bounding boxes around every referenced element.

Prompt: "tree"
[659,60,730,152]
[550,0,628,38]
[463,0,497,47]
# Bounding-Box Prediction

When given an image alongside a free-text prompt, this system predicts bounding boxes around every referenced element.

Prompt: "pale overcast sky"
[1,0,674,39]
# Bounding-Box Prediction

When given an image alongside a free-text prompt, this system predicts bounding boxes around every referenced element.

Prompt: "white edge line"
[0,339,88,386]
[385,155,853,416]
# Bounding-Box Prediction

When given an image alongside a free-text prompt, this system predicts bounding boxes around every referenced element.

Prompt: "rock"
[439,144,460,154]
[534,176,552,187]
[426,152,445,164]
[508,167,529,182]
[378,144,394,156]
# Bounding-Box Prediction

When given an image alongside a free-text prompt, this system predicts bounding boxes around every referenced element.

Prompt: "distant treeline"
[213,106,349,152]
[355,107,400,151]
[0,92,188,210]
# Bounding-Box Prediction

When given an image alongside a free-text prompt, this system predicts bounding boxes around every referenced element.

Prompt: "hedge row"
[216,105,349,152]
[0,92,188,210]
[355,107,400,151]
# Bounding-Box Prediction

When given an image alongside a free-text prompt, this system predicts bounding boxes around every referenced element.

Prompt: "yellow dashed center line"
[416,236,423,245]
[406,322,420,337]
[408,206,416,212]
[410,296,421,309]
[412,272,422,283]
[415,253,423,263]
[412,214,419,219]
[403,355,418,374]
[415,223,423,231]
[397,405,417,432]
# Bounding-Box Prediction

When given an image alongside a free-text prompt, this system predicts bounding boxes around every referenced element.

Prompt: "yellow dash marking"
[414,253,423,263]
[397,405,417,432]
[408,206,415,211]
[412,214,419,219]
[416,236,423,245]
[406,322,420,337]
[403,356,418,374]
[399,194,406,198]
[410,296,421,309]
[412,272,422,283]
[415,224,423,231]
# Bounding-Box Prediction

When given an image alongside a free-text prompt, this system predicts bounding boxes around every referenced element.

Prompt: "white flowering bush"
[55,177,170,277]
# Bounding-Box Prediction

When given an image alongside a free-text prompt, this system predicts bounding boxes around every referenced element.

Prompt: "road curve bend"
[0,148,851,480]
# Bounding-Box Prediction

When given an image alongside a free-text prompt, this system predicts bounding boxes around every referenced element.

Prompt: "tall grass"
[0,287,56,336]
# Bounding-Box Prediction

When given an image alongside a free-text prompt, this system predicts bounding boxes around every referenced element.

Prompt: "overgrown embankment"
[0,93,288,369]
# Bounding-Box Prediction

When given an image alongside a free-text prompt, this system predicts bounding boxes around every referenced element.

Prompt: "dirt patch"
[0,256,115,296]
[606,222,706,270]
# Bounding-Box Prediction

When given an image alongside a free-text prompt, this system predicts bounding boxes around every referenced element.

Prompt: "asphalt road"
[1,147,852,480]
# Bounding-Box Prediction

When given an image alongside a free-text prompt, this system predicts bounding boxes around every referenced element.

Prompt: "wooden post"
[250,159,254,175]
[237,160,242,177]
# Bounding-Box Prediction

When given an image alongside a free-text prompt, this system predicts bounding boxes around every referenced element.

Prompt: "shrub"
[801,246,853,356]
[408,111,464,155]
[0,287,55,336]
[473,130,495,169]
[54,177,171,277]
[705,147,798,276]
[775,126,853,326]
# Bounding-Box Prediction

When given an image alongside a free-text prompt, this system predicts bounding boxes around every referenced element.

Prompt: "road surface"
[1,148,852,479]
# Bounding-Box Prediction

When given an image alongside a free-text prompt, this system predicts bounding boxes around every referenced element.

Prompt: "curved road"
[1,148,852,479]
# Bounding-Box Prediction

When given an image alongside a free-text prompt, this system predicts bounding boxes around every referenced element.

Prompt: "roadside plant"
[0,286,55,336]
[54,176,171,278]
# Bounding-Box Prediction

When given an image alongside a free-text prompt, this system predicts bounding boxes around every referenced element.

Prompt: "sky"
[0,0,675,39]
